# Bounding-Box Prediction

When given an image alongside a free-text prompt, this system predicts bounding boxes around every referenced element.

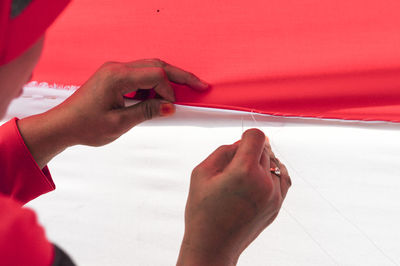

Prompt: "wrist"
[177,236,238,266]
[17,110,75,169]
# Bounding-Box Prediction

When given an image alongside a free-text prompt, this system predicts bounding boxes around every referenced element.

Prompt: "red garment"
[0,0,68,264]
[0,118,55,266]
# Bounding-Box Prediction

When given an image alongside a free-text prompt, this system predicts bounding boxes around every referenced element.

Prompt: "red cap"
[0,0,70,65]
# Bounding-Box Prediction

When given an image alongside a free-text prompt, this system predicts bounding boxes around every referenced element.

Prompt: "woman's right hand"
[18,59,209,168]
[177,129,291,266]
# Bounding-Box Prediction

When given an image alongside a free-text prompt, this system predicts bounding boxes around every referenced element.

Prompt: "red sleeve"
[0,194,54,266]
[0,118,55,204]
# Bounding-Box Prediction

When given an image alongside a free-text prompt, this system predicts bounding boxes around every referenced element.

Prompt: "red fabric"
[0,118,55,203]
[0,195,53,266]
[0,0,70,65]
[0,118,55,265]
[32,0,400,122]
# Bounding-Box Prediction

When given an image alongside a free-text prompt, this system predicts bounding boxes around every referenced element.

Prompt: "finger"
[269,155,291,199]
[122,67,176,102]
[126,59,210,90]
[260,145,270,170]
[233,128,266,166]
[271,170,283,203]
[260,141,283,200]
[197,144,239,176]
[163,64,210,91]
[277,161,291,199]
[115,99,175,129]
[264,139,289,199]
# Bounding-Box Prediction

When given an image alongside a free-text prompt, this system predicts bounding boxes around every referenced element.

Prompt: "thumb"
[118,99,176,127]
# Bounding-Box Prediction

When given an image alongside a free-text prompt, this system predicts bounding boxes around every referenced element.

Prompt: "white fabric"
[3,85,400,265]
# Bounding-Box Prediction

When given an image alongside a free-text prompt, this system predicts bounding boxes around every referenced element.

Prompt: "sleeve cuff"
[0,118,55,204]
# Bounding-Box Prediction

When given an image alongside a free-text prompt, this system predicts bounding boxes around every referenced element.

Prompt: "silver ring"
[270,167,281,177]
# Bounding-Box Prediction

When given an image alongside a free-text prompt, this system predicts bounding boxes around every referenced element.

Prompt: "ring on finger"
[270,166,281,178]
[269,156,282,178]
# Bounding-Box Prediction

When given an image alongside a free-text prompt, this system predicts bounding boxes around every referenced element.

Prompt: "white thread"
[283,206,339,265]
[250,109,259,126]
[282,157,398,265]
[247,110,397,265]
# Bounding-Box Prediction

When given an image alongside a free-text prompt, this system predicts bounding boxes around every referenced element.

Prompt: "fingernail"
[160,102,175,116]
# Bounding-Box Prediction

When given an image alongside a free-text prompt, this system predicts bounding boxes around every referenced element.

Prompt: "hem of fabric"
[175,102,400,124]
[22,82,400,124]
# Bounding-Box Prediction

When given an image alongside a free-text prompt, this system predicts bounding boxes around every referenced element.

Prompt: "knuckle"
[149,58,166,67]
[270,193,282,209]
[191,165,204,179]
[101,61,119,71]
[99,61,126,78]
[216,145,230,153]
[153,66,166,77]
[191,166,199,176]
[146,67,167,82]
[140,100,157,120]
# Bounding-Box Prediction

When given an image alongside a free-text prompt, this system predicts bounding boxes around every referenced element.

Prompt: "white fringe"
[25,81,80,91]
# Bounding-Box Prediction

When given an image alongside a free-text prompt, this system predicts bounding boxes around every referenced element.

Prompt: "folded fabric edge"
[22,81,400,124]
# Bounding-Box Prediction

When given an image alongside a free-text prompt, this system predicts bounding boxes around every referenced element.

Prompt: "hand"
[177,129,291,266]
[51,58,209,146]
[18,59,209,168]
